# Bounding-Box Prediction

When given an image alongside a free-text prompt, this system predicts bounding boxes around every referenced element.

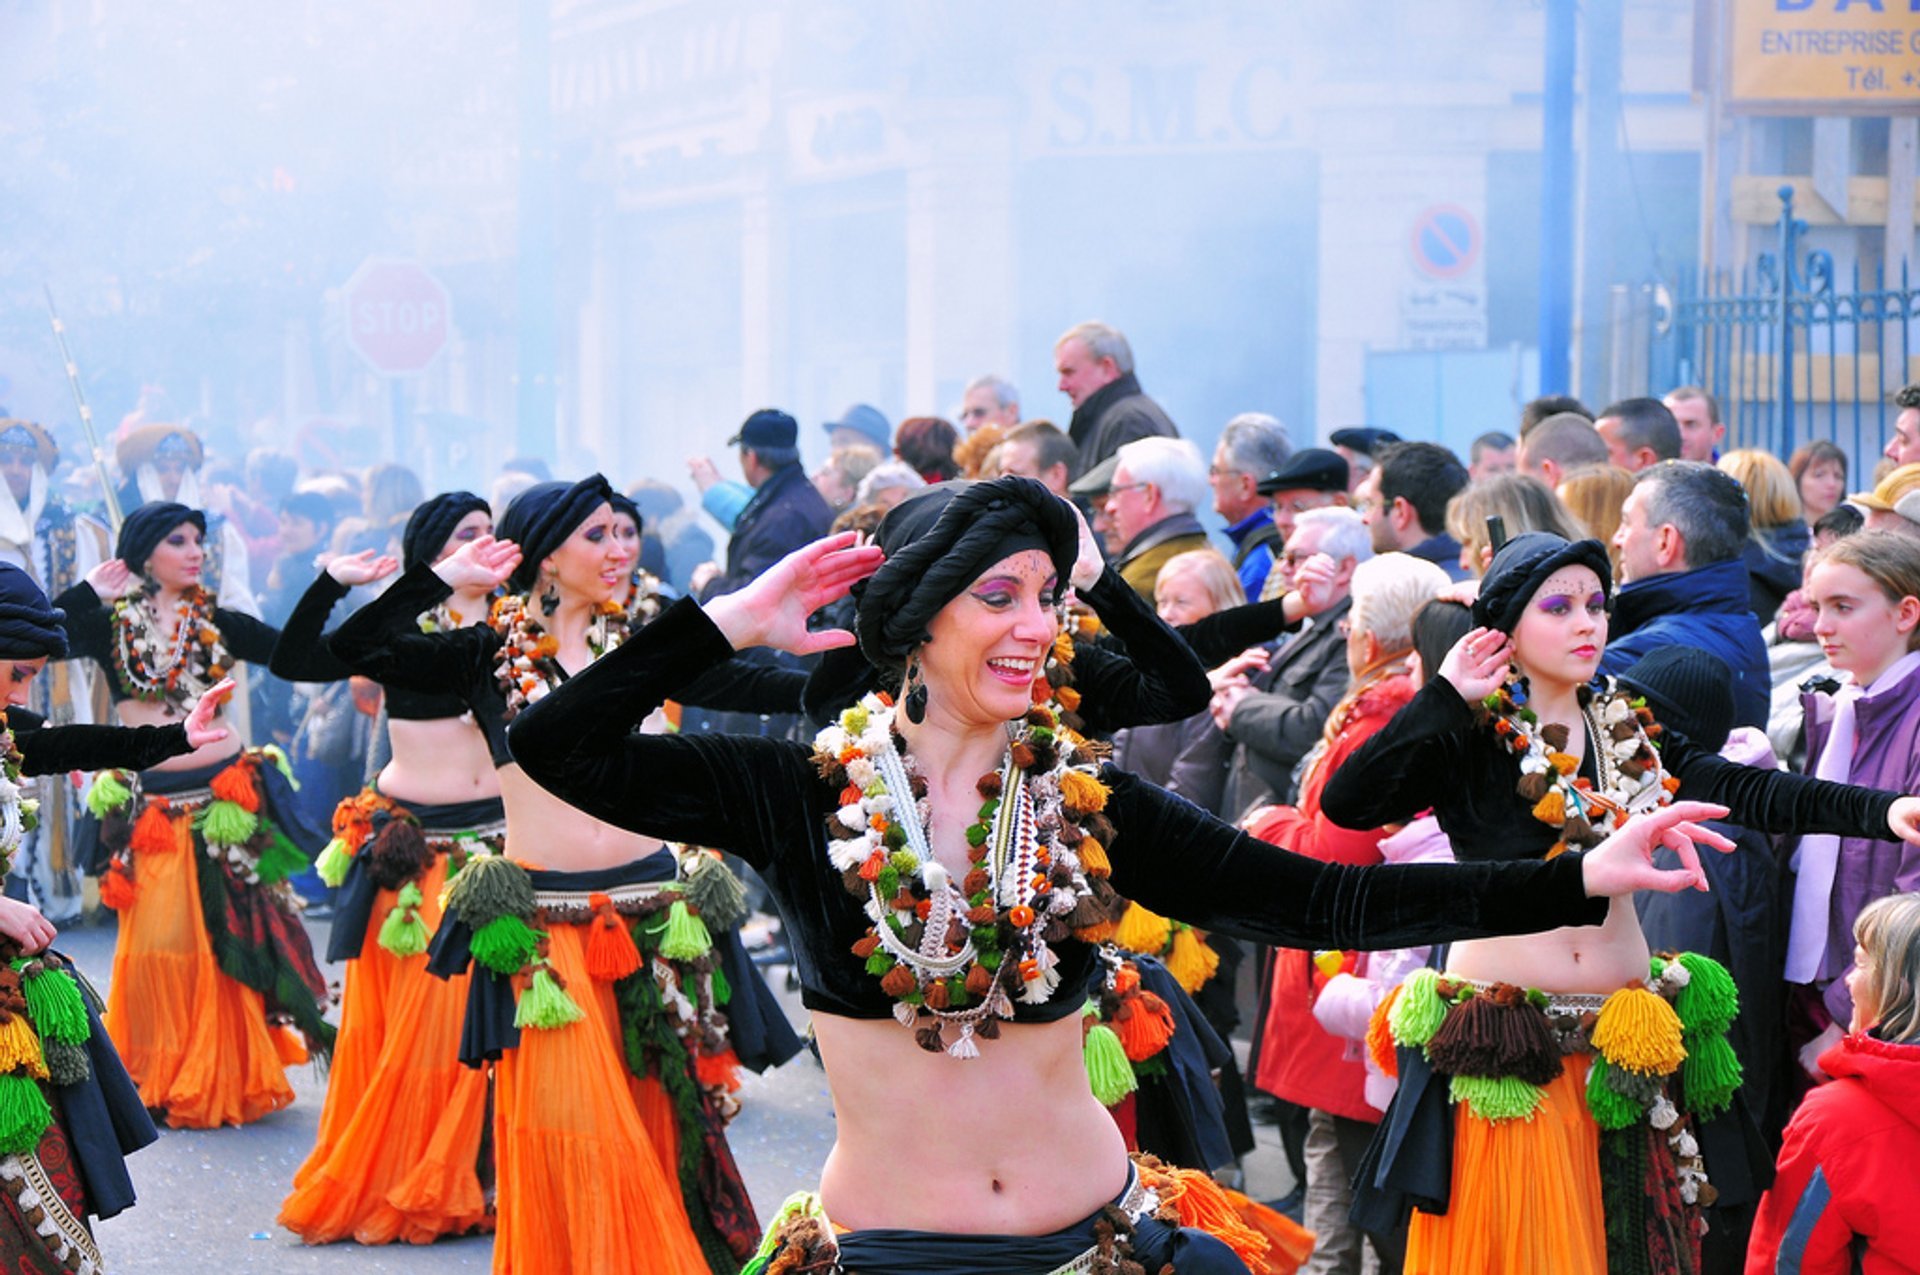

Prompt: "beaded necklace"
[813,692,1113,1059]
[111,586,230,711]
[489,593,630,720]
[1478,672,1678,857]
[0,714,36,877]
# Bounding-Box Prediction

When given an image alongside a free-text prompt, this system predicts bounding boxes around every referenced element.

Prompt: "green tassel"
[680,853,749,932]
[864,951,895,977]
[378,883,429,957]
[656,899,712,961]
[742,1192,827,1275]
[1083,1021,1137,1106]
[1449,1073,1546,1122]
[1389,968,1448,1049]
[85,769,133,819]
[514,966,586,1030]
[252,829,309,886]
[259,744,296,786]
[21,968,89,1046]
[1675,953,1740,1035]
[445,854,536,932]
[1681,1030,1743,1119]
[0,1074,52,1155]
[709,964,731,1006]
[197,798,258,847]
[1585,1056,1645,1131]
[43,1039,90,1088]
[469,914,542,976]
[314,837,354,888]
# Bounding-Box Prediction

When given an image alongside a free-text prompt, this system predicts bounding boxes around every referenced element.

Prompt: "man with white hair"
[1104,436,1210,600]
[1054,319,1178,472]
[958,375,1021,435]
[1210,412,1293,600]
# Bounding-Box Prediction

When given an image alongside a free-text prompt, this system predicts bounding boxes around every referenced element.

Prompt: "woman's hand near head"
[85,559,135,602]
[433,535,520,593]
[0,897,56,955]
[1067,502,1105,593]
[703,532,884,656]
[325,549,400,588]
[1579,801,1735,899]
[1437,626,1512,704]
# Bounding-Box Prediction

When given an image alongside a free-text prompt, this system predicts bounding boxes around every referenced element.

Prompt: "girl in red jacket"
[1749,891,1920,1272]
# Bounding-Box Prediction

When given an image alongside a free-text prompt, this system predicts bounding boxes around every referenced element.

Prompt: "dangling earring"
[903,657,928,725]
[539,572,561,617]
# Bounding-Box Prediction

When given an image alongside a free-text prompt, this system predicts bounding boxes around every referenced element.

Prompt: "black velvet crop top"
[326,563,823,769]
[4,708,191,776]
[53,582,353,704]
[1321,675,1900,860]
[280,571,472,723]
[506,593,1618,1025]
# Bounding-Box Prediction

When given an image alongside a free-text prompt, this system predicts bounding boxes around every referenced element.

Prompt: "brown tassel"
[367,816,431,891]
[965,964,992,996]
[914,1024,945,1053]
[880,965,916,998]
[1539,723,1570,751]
[1517,772,1552,802]
[1426,987,1563,1085]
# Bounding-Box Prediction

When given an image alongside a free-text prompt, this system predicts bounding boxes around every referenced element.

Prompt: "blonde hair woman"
[1445,473,1583,577]
[1720,447,1813,623]
[1556,464,1636,580]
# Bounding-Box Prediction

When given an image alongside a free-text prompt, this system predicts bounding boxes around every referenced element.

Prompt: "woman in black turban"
[53,504,361,1128]
[504,479,1732,1274]
[316,472,806,1268]
[1321,530,1920,1272]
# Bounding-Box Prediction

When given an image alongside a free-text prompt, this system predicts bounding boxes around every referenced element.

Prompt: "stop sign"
[342,258,452,374]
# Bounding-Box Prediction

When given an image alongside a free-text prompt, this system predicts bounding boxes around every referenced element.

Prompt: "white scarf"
[0,467,48,565]
[1785,648,1920,982]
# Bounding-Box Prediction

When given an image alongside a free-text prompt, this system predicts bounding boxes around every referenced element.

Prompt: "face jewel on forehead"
[1533,569,1598,602]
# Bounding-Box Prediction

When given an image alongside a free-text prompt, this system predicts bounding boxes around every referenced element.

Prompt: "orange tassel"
[695,1047,742,1092]
[1112,988,1176,1062]
[1073,919,1119,945]
[1367,985,1401,1078]
[100,862,135,910]
[584,899,642,982]
[209,759,261,813]
[129,802,178,857]
[1113,963,1142,995]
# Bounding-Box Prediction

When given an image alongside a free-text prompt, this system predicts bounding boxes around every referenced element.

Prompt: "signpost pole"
[1537,0,1577,395]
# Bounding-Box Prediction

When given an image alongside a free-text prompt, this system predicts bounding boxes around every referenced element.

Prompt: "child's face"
[1847,942,1876,1033]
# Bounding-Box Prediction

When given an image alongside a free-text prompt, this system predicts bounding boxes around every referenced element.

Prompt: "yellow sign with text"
[1727,0,1920,112]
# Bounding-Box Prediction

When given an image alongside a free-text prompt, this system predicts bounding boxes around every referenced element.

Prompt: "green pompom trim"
[1083,1020,1137,1106]
[378,883,429,958]
[514,966,586,1030]
[1389,968,1447,1049]
[252,828,309,886]
[1585,1056,1646,1131]
[0,1074,52,1155]
[469,914,542,976]
[86,770,134,819]
[20,966,89,1046]
[1449,1073,1546,1122]
[655,899,712,962]
[1674,953,1740,1035]
[314,838,354,888]
[1681,1030,1743,1119]
[680,853,748,932]
[197,798,258,848]
[445,854,536,931]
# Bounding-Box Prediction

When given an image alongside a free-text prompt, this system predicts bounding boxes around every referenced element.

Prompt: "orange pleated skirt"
[104,802,305,1129]
[1404,1055,1606,1275]
[279,852,491,1245]
[490,917,712,1275]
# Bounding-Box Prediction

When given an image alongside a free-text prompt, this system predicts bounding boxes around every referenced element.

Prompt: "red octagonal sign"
[343,258,452,375]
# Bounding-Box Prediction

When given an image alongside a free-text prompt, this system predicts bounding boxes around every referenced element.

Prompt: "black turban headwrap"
[0,563,68,660]
[496,475,615,593]
[853,476,1079,672]
[402,491,491,573]
[1471,531,1615,635]
[116,503,206,579]
[608,491,642,529]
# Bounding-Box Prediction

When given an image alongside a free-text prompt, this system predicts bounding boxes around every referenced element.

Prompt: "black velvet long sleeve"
[7,709,191,777]
[510,596,1611,953]
[1178,596,1298,669]
[267,571,355,680]
[1066,567,1212,735]
[48,581,348,685]
[326,564,503,697]
[1321,675,1901,861]
[51,583,113,669]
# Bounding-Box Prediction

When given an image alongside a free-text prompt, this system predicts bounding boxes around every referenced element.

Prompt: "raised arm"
[1661,727,1907,843]
[51,579,115,669]
[326,562,500,698]
[265,550,397,681]
[1066,567,1212,733]
[9,711,191,776]
[1319,674,1465,831]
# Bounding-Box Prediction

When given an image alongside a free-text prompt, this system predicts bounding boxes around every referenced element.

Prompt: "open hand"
[703,532,885,656]
[1438,627,1512,704]
[0,898,55,955]
[1291,553,1341,616]
[1886,796,1920,847]
[1580,801,1736,898]
[1067,502,1105,592]
[326,549,400,588]
[434,535,520,594]
[86,559,136,602]
[1209,648,1269,694]
[184,678,236,748]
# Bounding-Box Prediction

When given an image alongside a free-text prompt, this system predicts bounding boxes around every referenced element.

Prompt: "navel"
[991,1178,1003,1194]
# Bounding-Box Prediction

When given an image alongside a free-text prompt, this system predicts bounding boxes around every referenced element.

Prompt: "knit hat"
[116,502,206,578]
[1617,647,1736,754]
[0,564,67,659]
[495,475,615,593]
[1472,531,1614,634]
[401,491,490,573]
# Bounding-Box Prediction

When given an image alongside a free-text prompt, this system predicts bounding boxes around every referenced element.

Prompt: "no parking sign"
[1409,205,1481,281]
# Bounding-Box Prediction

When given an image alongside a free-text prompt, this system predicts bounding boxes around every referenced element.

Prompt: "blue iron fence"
[1648,186,1920,474]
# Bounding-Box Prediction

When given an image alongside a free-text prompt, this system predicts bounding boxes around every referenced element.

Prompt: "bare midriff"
[1445,895,1650,994]
[811,1011,1131,1234]
[378,717,500,806]
[115,698,243,773]
[499,764,667,871]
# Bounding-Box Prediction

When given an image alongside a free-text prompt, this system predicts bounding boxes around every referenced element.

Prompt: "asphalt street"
[56,916,1293,1271]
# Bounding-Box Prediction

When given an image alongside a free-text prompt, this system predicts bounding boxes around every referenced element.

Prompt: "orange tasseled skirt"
[490,918,712,1275]
[1404,1055,1606,1275]
[103,801,302,1129]
[279,852,491,1245]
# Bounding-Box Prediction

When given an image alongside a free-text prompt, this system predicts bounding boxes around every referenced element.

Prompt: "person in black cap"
[320,473,804,1270]
[506,480,1742,1275]
[1254,448,1348,599]
[1322,531,1920,1274]
[1329,427,1401,497]
[691,408,834,603]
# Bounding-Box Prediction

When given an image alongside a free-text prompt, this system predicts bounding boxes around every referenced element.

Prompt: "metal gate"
[1647,187,1920,472]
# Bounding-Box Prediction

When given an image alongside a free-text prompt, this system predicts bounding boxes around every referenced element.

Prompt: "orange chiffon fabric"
[490,916,711,1275]
[103,802,297,1128]
[280,853,491,1245]
[1404,1055,1606,1275]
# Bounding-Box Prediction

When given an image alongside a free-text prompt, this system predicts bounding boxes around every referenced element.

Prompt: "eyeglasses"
[1106,482,1150,497]
[1207,464,1248,479]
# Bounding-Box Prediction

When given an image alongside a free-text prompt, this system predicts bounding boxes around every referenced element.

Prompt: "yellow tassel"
[1075,836,1110,877]
[1531,790,1566,824]
[1547,751,1579,776]
[1058,770,1109,815]
[0,1018,47,1082]
[1113,901,1173,956]
[1592,985,1687,1075]
[1163,926,1220,993]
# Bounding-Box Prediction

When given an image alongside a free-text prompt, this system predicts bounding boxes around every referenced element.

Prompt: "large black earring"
[539,575,561,617]
[903,658,928,725]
